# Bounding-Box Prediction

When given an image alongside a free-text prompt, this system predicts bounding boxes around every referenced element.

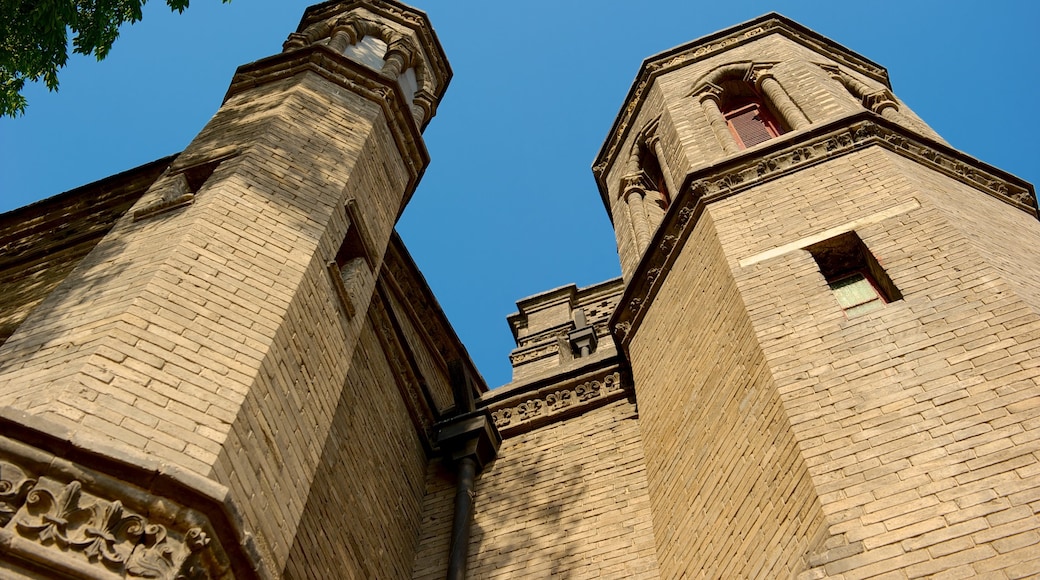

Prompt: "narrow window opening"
[328,200,373,319]
[638,144,670,209]
[182,159,221,194]
[807,232,901,318]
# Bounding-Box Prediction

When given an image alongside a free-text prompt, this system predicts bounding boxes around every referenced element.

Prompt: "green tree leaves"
[0,0,228,117]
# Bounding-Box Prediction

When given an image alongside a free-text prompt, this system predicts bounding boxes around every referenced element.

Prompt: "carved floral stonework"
[0,453,229,579]
[490,371,626,436]
[610,117,1037,351]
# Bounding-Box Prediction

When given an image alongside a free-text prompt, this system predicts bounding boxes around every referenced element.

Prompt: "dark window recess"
[133,159,223,221]
[639,145,670,209]
[328,200,373,319]
[724,101,782,149]
[807,232,901,318]
[181,159,222,193]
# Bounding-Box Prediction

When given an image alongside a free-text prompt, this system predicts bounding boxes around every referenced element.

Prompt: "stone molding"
[610,114,1038,350]
[486,369,627,438]
[224,44,429,206]
[593,14,890,197]
[0,410,265,579]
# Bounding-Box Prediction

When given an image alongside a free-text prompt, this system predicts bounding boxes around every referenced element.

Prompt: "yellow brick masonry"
[0,69,415,573]
[411,399,661,579]
[714,145,1040,578]
[630,210,830,578]
[280,315,429,579]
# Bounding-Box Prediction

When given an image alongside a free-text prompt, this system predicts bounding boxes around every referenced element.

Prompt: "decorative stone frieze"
[610,115,1038,349]
[487,370,626,437]
[508,341,561,366]
[0,456,231,579]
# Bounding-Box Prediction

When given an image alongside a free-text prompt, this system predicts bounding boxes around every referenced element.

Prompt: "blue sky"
[1,1,1038,388]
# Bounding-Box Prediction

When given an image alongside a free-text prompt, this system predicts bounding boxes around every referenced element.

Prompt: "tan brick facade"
[0,5,1038,580]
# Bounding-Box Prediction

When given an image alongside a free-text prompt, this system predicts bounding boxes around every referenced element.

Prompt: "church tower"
[595,13,1040,578]
[0,1,473,577]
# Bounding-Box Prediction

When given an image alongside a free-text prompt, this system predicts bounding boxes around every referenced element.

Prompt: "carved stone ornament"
[0,458,223,579]
[488,371,626,436]
[863,89,899,114]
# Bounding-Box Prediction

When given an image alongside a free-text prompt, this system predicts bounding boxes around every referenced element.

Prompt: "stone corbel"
[621,173,646,200]
[690,81,724,105]
[743,61,779,88]
[863,89,899,115]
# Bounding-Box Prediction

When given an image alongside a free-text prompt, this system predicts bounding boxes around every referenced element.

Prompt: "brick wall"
[411,398,660,578]
[630,210,830,578]
[714,145,1040,578]
[281,306,429,579]
[0,159,169,345]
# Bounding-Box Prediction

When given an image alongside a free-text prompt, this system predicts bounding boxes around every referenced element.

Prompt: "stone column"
[382,38,414,79]
[624,177,651,254]
[749,64,810,130]
[327,23,359,53]
[696,85,740,155]
[646,133,676,205]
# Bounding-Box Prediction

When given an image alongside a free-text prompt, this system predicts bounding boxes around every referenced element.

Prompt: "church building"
[0,1,1038,578]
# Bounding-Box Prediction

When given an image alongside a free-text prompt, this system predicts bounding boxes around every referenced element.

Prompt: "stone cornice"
[593,14,889,210]
[0,408,266,579]
[482,363,629,439]
[609,114,1038,352]
[224,44,429,212]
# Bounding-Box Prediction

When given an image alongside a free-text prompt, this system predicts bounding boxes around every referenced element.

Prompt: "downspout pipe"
[447,456,477,580]
[437,361,502,580]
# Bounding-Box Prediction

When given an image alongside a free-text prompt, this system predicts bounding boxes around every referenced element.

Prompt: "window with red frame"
[723,99,783,149]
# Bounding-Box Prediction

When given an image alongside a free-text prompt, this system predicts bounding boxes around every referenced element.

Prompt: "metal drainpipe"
[440,361,501,580]
[446,455,477,580]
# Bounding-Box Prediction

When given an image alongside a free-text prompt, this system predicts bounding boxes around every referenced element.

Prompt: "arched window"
[692,62,809,154]
[715,75,787,150]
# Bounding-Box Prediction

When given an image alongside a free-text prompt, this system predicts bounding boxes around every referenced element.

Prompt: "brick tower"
[2,6,1040,580]
[0,1,481,577]
[594,13,1040,578]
